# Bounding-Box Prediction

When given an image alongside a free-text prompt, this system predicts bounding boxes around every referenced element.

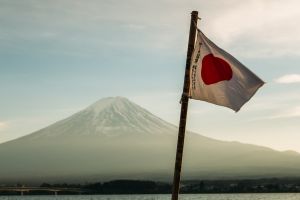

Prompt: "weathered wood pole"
[171,10,198,200]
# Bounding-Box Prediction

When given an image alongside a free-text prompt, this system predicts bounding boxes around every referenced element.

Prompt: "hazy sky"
[1,0,300,152]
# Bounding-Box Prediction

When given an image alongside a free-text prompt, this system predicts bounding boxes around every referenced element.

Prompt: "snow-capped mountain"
[1,97,300,184]
[24,97,177,139]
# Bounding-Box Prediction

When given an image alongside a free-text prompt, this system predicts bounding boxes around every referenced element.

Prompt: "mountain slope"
[1,97,300,184]
[21,97,177,140]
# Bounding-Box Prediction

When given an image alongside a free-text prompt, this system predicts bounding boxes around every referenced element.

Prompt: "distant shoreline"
[1,178,300,195]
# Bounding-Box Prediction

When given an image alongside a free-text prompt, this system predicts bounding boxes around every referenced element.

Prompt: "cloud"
[268,106,300,119]
[244,90,300,121]
[275,74,300,84]
[204,0,300,58]
[250,104,300,121]
[1,0,300,58]
[0,122,8,131]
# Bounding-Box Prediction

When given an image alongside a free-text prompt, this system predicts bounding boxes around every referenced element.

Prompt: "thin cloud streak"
[270,106,300,119]
[275,74,300,84]
[251,106,300,121]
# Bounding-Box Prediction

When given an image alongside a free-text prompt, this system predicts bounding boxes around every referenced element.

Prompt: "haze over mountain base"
[1,97,300,184]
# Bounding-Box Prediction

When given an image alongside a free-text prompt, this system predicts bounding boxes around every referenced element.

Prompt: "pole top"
[191,11,198,15]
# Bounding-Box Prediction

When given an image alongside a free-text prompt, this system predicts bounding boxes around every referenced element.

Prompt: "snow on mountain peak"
[83,96,177,135]
[25,96,177,139]
[87,96,132,114]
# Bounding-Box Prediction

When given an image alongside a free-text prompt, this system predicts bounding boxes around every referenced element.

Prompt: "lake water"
[0,194,300,200]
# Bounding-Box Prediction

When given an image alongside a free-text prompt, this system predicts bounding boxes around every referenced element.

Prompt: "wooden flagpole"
[171,11,198,200]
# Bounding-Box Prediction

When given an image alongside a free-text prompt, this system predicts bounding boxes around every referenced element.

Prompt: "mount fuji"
[1,97,300,184]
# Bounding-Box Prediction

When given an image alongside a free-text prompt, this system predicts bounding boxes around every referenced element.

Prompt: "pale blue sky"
[1,0,300,151]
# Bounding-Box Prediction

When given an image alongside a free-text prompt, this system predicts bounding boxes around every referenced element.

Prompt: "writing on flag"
[189,30,264,112]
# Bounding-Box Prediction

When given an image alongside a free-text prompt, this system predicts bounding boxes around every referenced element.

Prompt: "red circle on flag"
[201,53,233,85]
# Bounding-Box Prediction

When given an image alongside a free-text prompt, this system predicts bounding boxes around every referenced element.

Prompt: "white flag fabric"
[189,30,264,112]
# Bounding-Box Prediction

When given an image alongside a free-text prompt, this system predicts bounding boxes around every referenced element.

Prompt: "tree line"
[1,178,300,195]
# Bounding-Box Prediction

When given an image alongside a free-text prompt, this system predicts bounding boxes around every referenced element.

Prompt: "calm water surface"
[1,194,300,200]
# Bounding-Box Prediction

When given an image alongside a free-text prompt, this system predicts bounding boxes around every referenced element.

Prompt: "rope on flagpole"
[193,20,201,31]
[181,17,201,105]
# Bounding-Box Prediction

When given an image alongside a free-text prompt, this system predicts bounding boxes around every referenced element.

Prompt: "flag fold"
[189,30,264,112]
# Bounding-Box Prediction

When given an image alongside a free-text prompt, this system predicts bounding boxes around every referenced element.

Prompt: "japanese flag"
[189,30,264,112]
